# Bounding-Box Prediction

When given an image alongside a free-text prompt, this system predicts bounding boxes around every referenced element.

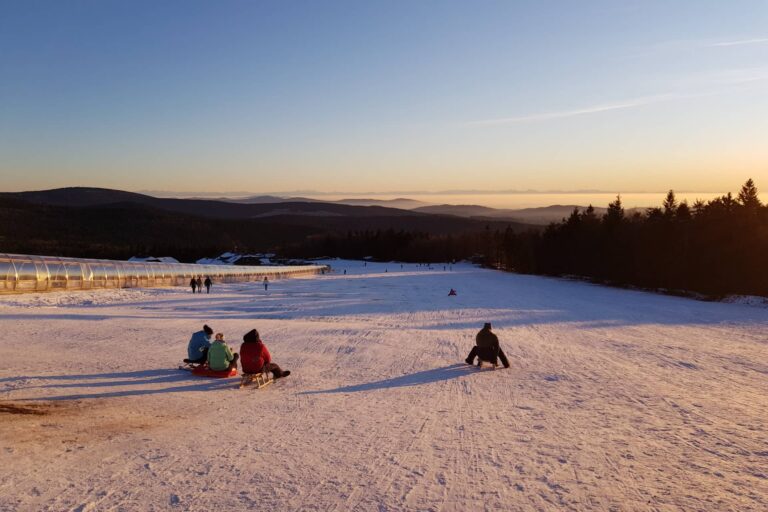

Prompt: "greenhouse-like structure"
[0,253,328,294]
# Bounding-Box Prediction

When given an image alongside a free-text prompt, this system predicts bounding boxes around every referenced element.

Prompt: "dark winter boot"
[281,370,291,378]
[465,357,473,365]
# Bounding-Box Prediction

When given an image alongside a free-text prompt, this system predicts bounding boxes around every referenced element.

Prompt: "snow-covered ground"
[1,260,766,511]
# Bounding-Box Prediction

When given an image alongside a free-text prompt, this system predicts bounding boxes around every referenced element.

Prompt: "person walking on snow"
[190,277,197,294]
[185,324,213,365]
[204,276,212,294]
[207,333,239,371]
[240,329,290,378]
[263,277,269,291]
[465,322,510,368]
[196,276,203,293]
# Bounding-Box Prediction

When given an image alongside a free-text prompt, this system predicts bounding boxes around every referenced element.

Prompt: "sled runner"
[178,360,204,371]
[239,371,274,389]
[476,358,498,370]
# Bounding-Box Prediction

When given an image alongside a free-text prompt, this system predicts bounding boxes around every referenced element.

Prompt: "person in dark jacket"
[196,276,203,293]
[204,276,212,294]
[240,329,290,378]
[465,322,510,368]
[190,277,197,293]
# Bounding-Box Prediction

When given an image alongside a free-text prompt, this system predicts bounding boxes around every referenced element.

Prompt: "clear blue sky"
[1,0,766,195]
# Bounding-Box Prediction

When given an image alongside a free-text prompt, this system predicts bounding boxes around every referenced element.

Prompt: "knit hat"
[483,322,492,330]
[243,329,260,343]
[203,324,213,335]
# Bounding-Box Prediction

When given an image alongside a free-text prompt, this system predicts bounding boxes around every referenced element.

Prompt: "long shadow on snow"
[300,363,488,395]
[15,380,234,401]
[4,369,239,401]
[0,368,179,383]
[10,369,236,401]
[18,374,197,390]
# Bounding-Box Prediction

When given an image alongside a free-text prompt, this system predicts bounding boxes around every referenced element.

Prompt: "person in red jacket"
[240,329,290,378]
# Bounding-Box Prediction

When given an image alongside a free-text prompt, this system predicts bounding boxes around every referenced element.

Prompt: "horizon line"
[136,188,731,198]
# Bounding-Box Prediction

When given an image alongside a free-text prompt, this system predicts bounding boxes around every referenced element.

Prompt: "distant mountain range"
[1,187,648,226]
[0,187,538,261]
[220,196,640,225]
[0,188,425,220]
[217,195,430,210]
[413,204,628,224]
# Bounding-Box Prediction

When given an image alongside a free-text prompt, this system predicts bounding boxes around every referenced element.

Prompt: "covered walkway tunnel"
[0,253,328,294]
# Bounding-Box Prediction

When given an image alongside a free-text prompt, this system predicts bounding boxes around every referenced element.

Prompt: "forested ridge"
[292,179,768,298]
[497,179,768,297]
[3,180,766,297]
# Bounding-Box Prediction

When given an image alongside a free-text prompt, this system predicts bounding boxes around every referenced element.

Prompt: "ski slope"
[1,260,766,511]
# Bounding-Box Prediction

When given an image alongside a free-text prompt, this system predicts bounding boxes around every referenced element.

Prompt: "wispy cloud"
[708,37,768,47]
[467,93,699,126]
[468,67,768,127]
[626,36,768,59]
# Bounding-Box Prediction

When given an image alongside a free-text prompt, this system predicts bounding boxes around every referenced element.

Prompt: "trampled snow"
[0,261,766,511]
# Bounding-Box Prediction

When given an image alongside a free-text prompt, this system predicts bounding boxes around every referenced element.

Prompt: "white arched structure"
[0,253,328,294]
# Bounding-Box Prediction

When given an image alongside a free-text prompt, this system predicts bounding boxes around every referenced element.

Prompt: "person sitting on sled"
[240,329,290,378]
[465,322,510,368]
[207,333,239,371]
[185,324,213,365]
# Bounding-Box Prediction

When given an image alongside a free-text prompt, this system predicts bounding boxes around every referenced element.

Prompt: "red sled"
[191,366,238,378]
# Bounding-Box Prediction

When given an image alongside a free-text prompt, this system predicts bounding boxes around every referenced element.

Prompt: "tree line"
[286,179,768,298]
[498,179,768,297]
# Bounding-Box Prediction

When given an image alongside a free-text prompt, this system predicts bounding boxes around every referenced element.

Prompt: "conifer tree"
[663,190,678,216]
[605,195,624,223]
[692,199,706,217]
[676,201,691,220]
[738,178,762,210]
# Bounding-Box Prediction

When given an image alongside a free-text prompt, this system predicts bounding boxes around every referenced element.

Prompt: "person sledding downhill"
[207,333,239,372]
[181,324,213,369]
[465,322,510,369]
[239,329,290,388]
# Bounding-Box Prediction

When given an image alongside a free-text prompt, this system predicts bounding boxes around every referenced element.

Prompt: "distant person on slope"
[185,324,213,365]
[240,329,290,378]
[263,277,269,291]
[204,276,212,294]
[207,333,239,371]
[190,277,197,294]
[196,276,203,294]
[465,322,510,368]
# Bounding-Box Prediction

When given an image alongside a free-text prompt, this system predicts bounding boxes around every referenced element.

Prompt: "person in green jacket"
[207,333,239,371]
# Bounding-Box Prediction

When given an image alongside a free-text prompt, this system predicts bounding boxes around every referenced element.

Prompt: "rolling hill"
[0,187,537,262]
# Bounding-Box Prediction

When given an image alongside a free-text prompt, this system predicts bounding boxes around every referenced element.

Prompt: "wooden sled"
[239,371,274,389]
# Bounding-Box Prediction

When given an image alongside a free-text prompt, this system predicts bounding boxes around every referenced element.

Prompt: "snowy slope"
[0,261,766,511]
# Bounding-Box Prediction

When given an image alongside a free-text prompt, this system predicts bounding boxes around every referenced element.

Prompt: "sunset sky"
[1,0,766,199]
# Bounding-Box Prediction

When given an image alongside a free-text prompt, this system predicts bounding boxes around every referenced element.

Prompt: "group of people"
[185,324,291,378]
[190,276,213,294]
[186,321,507,380]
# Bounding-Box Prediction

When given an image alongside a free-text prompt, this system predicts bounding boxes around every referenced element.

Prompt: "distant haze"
[141,190,732,209]
[300,192,730,210]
